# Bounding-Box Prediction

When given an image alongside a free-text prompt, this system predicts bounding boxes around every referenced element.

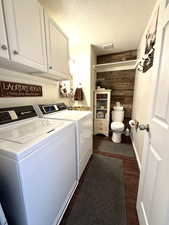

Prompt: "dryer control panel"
[0,106,37,125]
[0,111,18,124]
[38,103,67,115]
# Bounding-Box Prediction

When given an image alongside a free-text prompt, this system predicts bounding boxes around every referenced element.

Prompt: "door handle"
[13,50,19,55]
[1,44,8,50]
[139,124,150,132]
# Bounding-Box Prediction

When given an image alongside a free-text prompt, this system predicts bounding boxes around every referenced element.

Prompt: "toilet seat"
[111,122,124,132]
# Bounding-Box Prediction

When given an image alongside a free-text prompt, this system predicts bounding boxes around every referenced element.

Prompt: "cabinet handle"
[13,50,19,55]
[49,66,52,69]
[1,44,7,50]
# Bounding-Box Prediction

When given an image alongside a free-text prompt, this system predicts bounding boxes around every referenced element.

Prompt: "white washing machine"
[0,106,77,225]
[34,103,93,180]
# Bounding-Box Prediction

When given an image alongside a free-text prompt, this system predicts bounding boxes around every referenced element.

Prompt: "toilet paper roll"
[129,120,137,128]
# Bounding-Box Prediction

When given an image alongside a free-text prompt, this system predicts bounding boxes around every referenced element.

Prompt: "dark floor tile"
[93,135,140,225]
[61,135,140,225]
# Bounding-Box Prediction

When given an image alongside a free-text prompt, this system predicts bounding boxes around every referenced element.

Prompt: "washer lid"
[0,118,70,144]
[0,118,73,160]
[44,110,92,121]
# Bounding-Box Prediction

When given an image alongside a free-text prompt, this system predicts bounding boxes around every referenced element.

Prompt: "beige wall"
[0,68,69,108]
[131,1,158,169]
[69,43,94,108]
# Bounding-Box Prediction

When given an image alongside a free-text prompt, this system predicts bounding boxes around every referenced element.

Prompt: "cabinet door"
[3,0,47,72]
[45,16,70,79]
[0,0,9,60]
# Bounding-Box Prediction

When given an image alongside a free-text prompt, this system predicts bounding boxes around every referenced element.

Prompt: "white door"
[137,1,169,225]
[45,15,70,79]
[3,0,47,72]
[0,0,9,60]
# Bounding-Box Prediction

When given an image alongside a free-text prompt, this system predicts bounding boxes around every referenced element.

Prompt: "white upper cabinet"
[3,0,47,72]
[0,0,9,60]
[0,0,70,80]
[45,15,70,80]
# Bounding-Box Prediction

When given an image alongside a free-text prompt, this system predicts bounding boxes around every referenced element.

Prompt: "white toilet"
[111,103,124,143]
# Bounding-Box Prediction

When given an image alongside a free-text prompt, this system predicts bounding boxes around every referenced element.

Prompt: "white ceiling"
[39,0,157,55]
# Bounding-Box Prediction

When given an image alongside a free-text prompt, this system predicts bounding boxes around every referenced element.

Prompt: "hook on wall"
[78,82,82,88]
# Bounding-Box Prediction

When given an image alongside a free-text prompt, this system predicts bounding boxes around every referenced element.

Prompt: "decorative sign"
[137,7,159,73]
[0,81,42,97]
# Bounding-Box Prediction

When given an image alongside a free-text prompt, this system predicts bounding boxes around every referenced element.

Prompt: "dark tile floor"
[60,154,126,225]
[61,134,140,225]
[93,135,135,158]
[93,134,140,225]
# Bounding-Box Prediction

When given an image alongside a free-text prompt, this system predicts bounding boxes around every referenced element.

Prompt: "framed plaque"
[0,81,42,97]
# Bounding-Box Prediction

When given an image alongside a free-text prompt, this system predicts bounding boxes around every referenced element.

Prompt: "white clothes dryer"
[34,103,93,179]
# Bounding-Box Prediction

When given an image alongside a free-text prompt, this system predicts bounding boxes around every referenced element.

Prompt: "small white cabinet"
[3,0,47,72]
[94,89,111,137]
[0,0,9,61]
[45,14,70,80]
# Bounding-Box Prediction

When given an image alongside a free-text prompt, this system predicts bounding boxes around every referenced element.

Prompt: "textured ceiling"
[39,0,157,55]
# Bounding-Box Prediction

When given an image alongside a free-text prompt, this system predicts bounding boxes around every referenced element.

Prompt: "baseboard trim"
[131,137,141,171]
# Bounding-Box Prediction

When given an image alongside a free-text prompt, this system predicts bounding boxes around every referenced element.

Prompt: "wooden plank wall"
[97,50,137,119]
[97,50,137,64]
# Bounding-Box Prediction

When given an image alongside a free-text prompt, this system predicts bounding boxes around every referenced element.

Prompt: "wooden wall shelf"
[93,60,137,72]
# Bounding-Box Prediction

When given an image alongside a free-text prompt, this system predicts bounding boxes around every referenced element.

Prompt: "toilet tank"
[112,109,124,122]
